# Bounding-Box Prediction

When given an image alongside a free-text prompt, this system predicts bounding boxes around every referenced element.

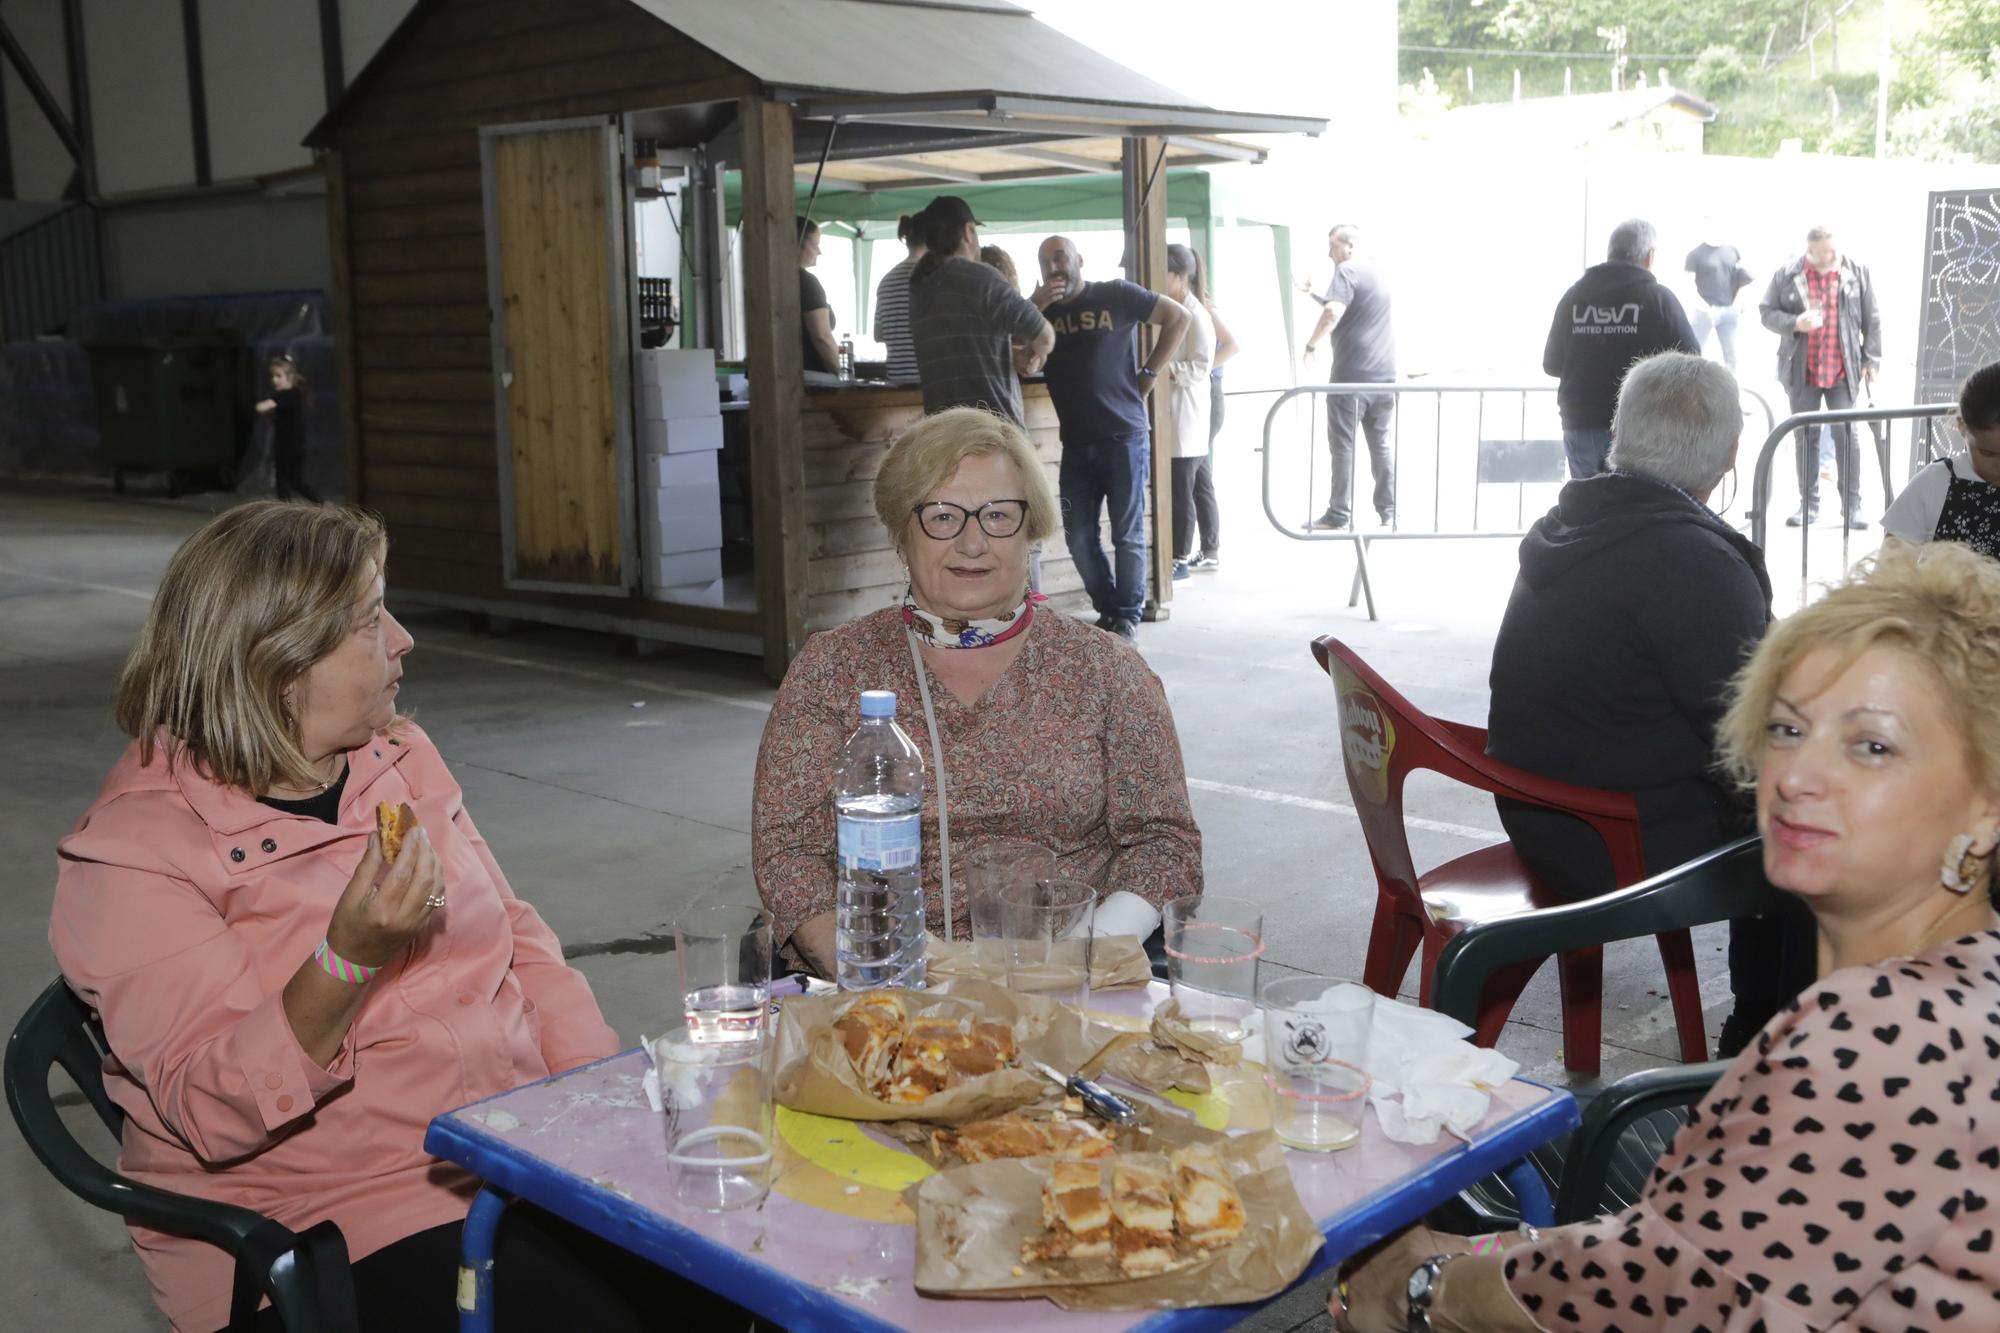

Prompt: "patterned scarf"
[901,586,1044,649]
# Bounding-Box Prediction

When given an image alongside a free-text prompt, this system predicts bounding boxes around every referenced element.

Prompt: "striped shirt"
[874,255,921,385]
[909,255,1050,426]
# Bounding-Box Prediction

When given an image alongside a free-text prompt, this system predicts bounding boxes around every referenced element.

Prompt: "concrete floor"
[0,469,1767,1332]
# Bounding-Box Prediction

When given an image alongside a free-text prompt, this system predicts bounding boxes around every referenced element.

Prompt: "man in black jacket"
[1757,225,1882,528]
[1488,351,1808,1056]
[1543,219,1700,478]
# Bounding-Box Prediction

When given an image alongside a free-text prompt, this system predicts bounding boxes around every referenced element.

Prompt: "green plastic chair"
[5,977,358,1332]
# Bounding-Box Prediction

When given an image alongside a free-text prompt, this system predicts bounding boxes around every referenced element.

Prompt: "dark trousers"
[225,1204,763,1333]
[1561,426,1614,480]
[1060,430,1150,623]
[1171,455,1218,559]
[1325,390,1395,523]
[274,431,320,503]
[1790,379,1859,515]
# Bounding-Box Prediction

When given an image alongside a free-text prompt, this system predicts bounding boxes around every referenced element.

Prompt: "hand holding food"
[325,802,440,968]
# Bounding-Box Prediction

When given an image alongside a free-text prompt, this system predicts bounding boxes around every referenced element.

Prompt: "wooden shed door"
[483,120,634,593]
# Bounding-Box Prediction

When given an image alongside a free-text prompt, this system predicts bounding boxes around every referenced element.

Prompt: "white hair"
[1607,218,1656,265]
[1608,352,1741,493]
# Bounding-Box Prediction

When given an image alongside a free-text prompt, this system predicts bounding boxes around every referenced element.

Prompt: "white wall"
[340,0,413,87]
[1,0,75,201]
[200,0,322,180]
[80,0,194,195]
[100,192,330,298]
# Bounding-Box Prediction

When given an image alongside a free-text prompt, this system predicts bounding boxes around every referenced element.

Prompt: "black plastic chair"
[5,978,359,1333]
[1427,837,1799,1226]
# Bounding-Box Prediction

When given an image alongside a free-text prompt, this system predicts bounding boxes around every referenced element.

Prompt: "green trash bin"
[86,336,244,496]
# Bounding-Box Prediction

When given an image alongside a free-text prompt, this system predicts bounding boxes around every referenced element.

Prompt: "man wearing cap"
[1031,236,1190,639]
[908,196,1054,427]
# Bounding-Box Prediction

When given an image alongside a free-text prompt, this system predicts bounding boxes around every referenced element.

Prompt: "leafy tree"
[1925,0,2000,77]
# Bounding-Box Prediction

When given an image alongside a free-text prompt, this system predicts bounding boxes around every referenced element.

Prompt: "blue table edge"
[426,1052,1579,1333]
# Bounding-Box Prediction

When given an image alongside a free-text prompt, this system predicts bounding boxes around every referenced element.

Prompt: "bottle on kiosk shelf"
[837,334,856,380]
[832,690,927,990]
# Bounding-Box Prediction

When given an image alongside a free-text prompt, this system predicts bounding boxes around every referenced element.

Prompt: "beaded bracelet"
[314,937,377,985]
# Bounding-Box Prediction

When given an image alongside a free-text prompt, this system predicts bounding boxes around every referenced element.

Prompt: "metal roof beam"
[867,156,983,183]
[1007,146,1112,173]
[1163,134,1262,162]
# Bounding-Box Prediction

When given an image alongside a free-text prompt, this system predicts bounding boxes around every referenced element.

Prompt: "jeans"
[1562,426,1614,479]
[1790,379,1859,514]
[1324,390,1395,522]
[1690,303,1739,369]
[1061,430,1150,623]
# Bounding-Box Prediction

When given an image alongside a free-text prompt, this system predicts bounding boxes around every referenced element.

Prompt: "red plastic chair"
[1311,636,1708,1075]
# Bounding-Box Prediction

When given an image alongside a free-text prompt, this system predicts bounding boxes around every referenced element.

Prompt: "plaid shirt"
[1804,265,1845,388]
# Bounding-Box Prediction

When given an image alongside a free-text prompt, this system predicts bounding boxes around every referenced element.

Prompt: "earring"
[1942,834,1985,895]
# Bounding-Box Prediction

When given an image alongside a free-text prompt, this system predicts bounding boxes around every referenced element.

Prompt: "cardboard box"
[635,348,718,420]
[637,414,723,454]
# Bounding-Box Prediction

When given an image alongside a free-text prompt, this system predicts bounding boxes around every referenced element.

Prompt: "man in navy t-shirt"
[1033,236,1190,638]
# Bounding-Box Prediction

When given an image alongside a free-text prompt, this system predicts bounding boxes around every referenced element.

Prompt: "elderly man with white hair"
[1543,217,1701,478]
[1486,351,1809,1055]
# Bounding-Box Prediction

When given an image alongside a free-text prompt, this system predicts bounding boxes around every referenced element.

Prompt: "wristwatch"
[1138,366,1158,379]
[1406,1253,1459,1333]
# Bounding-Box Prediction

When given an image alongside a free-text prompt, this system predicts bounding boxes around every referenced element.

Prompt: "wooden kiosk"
[306,0,1322,678]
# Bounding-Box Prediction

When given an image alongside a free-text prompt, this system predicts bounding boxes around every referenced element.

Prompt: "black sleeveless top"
[1931,473,2000,562]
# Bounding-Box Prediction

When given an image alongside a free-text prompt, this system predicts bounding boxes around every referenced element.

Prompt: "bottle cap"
[859,690,897,718]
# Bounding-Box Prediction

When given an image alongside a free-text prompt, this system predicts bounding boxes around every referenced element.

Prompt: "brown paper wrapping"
[924,934,1154,990]
[909,1120,1323,1309]
[1150,997,1243,1066]
[1094,1038,1213,1094]
[772,978,1122,1126]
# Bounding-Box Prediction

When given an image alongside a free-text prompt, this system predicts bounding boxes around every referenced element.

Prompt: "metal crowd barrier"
[1746,402,1959,600]
[1252,382,1776,620]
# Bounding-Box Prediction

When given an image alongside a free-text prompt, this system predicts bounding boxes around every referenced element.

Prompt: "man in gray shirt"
[1302,224,1397,529]
[908,196,1053,427]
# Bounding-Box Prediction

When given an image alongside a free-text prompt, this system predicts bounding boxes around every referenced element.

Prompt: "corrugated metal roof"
[624,0,1204,111]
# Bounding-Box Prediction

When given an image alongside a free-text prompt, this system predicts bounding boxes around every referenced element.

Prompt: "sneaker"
[1376,509,1395,526]
[1172,560,1190,581]
[1109,618,1138,640]
[1844,513,1871,531]
[1307,510,1349,531]
[1784,507,1818,528]
[1191,550,1220,571]
[1094,612,1114,630]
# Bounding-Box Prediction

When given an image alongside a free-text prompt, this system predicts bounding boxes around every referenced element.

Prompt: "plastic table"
[426,984,1578,1332]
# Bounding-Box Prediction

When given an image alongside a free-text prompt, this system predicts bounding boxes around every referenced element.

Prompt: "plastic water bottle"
[838,335,856,380]
[833,690,927,990]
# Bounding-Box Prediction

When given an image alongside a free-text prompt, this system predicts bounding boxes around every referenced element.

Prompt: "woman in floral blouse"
[1331,541,2000,1332]
[751,406,1203,974]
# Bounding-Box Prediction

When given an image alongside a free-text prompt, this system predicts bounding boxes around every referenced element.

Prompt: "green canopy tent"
[716,167,1297,359]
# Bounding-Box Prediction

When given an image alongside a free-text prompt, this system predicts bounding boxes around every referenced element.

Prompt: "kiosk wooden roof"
[306,0,1323,677]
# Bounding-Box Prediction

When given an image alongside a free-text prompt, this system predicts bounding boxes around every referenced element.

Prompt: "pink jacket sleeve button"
[275,1095,294,1113]
[264,1072,284,1090]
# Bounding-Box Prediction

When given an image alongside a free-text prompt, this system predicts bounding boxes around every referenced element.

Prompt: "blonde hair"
[1717,541,2000,793]
[873,407,1060,556]
[116,501,390,793]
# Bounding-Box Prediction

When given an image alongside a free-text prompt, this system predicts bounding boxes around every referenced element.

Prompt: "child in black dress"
[255,355,317,502]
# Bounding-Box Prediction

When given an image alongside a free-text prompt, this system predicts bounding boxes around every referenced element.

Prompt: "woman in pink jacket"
[50,502,743,1332]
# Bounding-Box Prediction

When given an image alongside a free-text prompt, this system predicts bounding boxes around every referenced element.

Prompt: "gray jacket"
[1757,255,1881,395]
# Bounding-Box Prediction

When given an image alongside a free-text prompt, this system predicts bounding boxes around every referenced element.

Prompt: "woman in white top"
[1883,361,2000,559]
[1165,244,1216,580]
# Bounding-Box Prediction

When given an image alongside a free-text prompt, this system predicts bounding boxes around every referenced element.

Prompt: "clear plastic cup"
[674,899,772,1045]
[964,840,1057,969]
[998,878,1096,1009]
[1163,895,1265,1042]
[656,1024,774,1211]
[1260,973,1373,1151]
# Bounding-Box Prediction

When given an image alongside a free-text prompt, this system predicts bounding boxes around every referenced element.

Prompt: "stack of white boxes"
[635,348,724,595]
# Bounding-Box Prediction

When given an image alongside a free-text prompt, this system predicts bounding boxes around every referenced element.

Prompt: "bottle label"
[837,812,920,872]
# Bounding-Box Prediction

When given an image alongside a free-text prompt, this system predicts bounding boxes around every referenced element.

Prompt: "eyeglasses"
[912,499,1029,540]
